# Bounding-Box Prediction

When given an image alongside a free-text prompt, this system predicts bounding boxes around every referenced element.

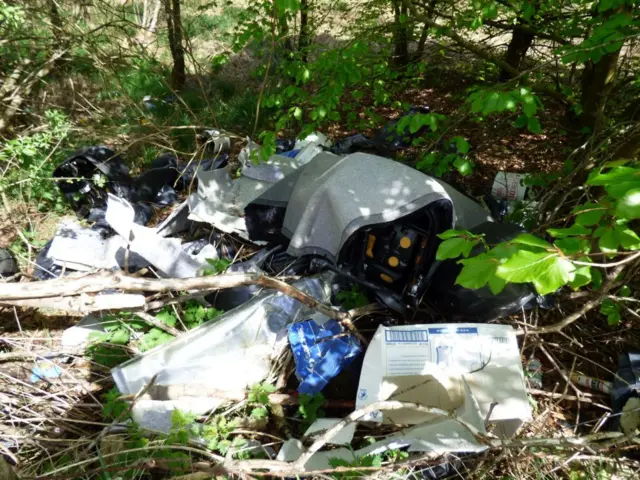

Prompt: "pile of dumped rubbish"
[8,120,640,474]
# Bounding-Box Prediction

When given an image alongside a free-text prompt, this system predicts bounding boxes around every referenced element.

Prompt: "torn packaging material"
[280,324,530,472]
[288,318,362,395]
[187,156,300,239]
[357,324,531,437]
[47,220,145,272]
[111,274,334,433]
[105,195,217,278]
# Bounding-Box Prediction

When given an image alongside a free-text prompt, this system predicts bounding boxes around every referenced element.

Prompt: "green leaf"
[522,96,537,117]
[527,116,542,134]
[139,329,173,352]
[416,152,438,172]
[514,114,528,128]
[616,226,640,250]
[573,203,607,226]
[109,329,130,345]
[250,406,269,419]
[155,311,177,327]
[452,136,470,154]
[605,180,640,199]
[587,167,639,186]
[548,224,591,238]
[496,251,575,295]
[620,285,631,297]
[482,92,500,114]
[511,233,553,250]
[488,275,507,294]
[453,157,473,176]
[436,237,478,260]
[437,229,473,240]
[599,227,620,253]
[456,254,499,290]
[556,237,590,255]
[600,298,621,326]
[293,107,302,120]
[471,94,484,113]
[570,264,592,290]
[615,188,640,219]
[409,115,424,134]
[275,0,300,11]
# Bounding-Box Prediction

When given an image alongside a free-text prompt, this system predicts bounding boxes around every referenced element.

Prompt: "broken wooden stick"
[0,271,367,344]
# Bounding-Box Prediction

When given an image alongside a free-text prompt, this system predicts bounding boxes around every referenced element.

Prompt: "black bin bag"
[426,222,550,322]
[53,146,133,218]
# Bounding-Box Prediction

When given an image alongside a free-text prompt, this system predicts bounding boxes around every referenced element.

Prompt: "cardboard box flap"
[380,373,464,425]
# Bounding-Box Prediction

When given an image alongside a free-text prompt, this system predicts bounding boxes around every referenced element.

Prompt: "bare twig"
[133,311,180,336]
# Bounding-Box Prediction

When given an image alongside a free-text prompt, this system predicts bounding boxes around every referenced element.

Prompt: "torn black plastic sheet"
[54,146,229,226]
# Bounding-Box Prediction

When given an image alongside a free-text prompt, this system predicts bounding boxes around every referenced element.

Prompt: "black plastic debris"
[260,246,313,277]
[244,203,288,244]
[425,221,551,322]
[33,240,63,281]
[0,248,18,279]
[53,146,133,218]
[54,146,229,226]
[205,248,271,311]
[275,138,296,153]
[181,234,237,260]
[330,133,381,155]
[175,154,229,190]
[330,106,430,156]
[610,351,640,431]
[375,105,431,149]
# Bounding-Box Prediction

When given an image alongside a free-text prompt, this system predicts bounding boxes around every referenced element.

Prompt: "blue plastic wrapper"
[288,318,362,395]
[31,361,62,383]
[279,149,301,158]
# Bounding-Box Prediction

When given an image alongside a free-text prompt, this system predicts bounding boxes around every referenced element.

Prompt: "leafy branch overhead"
[437,163,640,296]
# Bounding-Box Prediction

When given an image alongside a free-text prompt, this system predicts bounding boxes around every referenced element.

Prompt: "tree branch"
[0,272,367,344]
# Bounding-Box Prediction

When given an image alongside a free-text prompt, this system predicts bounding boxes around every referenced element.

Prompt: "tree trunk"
[579,49,621,132]
[499,22,535,81]
[414,0,438,60]
[48,0,67,69]
[164,0,186,91]
[299,0,310,62]
[147,0,162,33]
[392,0,410,68]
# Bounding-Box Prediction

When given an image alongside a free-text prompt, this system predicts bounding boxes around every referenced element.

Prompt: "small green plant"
[247,381,277,420]
[102,387,129,421]
[0,109,72,209]
[86,304,223,366]
[336,286,368,311]
[181,300,224,328]
[202,415,239,454]
[203,257,232,275]
[298,392,325,427]
[328,453,383,478]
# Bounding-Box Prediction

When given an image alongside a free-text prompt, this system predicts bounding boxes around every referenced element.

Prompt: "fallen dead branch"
[0,271,367,343]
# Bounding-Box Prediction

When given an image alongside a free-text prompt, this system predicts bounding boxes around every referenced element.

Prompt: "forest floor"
[1,5,638,478]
